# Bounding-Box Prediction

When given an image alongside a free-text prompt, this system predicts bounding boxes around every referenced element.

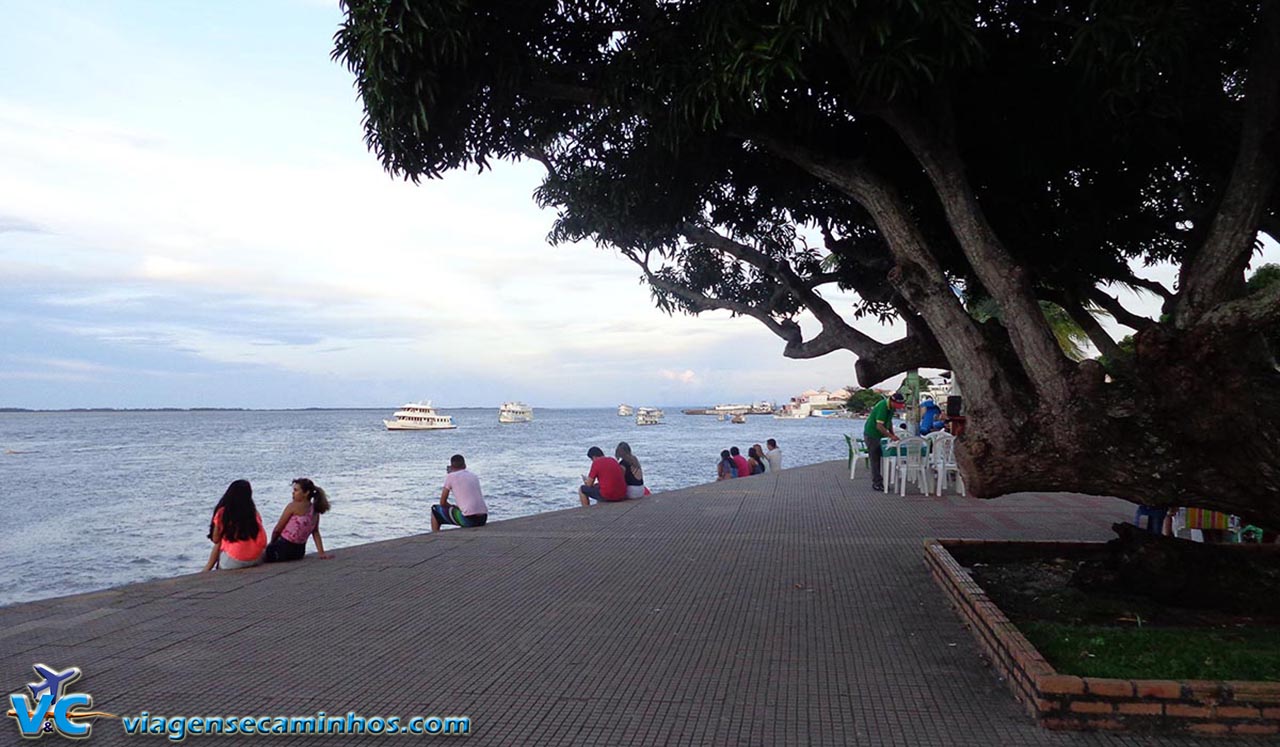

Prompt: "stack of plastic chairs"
[930,433,965,496]
[894,436,931,495]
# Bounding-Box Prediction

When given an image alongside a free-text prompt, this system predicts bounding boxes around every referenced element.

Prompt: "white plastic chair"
[851,437,870,479]
[880,437,897,492]
[932,434,966,496]
[895,436,931,496]
[845,434,870,479]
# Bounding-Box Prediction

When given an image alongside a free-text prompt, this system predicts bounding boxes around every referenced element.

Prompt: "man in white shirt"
[431,454,489,532]
[765,439,782,472]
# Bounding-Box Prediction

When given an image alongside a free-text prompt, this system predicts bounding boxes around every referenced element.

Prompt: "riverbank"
[5,462,1257,745]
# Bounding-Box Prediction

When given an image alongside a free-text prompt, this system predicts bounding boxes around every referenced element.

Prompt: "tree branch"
[1176,5,1280,325]
[1087,290,1156,332]
[855,330,949,386]
[678,223,882,350]
[749,133,1022,415]
[1126,276,1174,301]
[1054,292,1123,363]
[1196,279,1280,333]
[876,98,1074,407]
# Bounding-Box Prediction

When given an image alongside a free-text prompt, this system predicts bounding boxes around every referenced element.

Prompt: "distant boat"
[498,401,533,423]
[731,414,747,424]
[773,403,811,419]
[383,401,457,430]
[635,407,664,426]
[617,404,634,417]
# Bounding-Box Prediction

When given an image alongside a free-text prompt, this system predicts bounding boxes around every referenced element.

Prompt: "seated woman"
[264,477,332,563]
[616,441,648,498]
[717,449,736,480]
[748,444,769,475]
[203,479,267,571]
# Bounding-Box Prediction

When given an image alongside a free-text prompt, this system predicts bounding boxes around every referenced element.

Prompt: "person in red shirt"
[579,446,628,505]
[730,446,752,480]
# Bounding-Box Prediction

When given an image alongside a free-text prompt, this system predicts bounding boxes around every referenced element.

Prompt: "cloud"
[0,214,48,234]
[659,369,700,385]
[0,5,929,408]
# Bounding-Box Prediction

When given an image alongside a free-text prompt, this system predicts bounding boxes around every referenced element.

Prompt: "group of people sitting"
[203,477,331,571]
[578,442,648,505]
[717,439,782,480]
[208,437,786,570]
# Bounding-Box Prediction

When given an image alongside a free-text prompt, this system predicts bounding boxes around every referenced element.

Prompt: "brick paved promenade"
[2,461,1268,745]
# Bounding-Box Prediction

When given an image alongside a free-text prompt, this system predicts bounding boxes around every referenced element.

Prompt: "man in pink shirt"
[432,454,489,532]
[579,446,627,505]
[730,446,752,479]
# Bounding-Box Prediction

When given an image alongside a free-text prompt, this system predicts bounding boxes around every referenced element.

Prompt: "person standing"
[730,446,751,480]
[432,454,488,531]
[864,392,903,492]
[765,439,782,472]
[580,446,627,505]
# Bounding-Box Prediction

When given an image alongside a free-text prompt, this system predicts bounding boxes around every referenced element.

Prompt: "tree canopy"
[336,0,1280,525]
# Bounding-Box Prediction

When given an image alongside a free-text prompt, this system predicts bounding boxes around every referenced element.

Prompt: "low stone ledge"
[925,538,1280,735]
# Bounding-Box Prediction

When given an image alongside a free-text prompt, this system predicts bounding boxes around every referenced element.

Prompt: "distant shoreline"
[0,406,695,413]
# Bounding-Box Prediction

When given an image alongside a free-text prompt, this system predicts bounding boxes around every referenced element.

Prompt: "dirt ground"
[968,553,1280,629]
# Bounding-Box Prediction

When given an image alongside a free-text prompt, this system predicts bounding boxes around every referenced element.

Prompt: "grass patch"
[1020,622,1280,681]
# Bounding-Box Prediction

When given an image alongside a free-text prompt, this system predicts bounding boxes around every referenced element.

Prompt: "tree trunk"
[955,322,1280,528]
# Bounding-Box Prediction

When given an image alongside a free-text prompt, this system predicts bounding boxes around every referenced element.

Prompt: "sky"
[1,2,1276,410]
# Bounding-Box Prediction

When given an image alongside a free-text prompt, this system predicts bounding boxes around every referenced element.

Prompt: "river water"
[0,408,865,607]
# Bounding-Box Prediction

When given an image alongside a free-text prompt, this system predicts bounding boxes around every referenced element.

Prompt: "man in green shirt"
[863,392,904,491]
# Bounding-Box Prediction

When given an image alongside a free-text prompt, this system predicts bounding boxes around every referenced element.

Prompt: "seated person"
[264,477,332,562]
[616,441,647,498]
[919,397,945,436]
[730,446,751,479]
[717,449,736,480]
[579,446,627,505]
[748,444,768,474]
[432,454,488,531]
[203,479,267,571]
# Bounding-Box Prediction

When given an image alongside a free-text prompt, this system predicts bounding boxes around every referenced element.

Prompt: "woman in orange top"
[202,479,267,571]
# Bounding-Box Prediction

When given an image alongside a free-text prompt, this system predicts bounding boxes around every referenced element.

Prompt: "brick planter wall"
[925,539,1280,736]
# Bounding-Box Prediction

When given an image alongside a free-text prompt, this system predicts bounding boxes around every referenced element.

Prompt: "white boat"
[383,401,457,430]
[773,403,811,419]
[617,404,634,416]
[499,401,533,423]
[635,407,664,426]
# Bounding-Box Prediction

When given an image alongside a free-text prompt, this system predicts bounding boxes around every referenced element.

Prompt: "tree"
[1249,263,1280,354]
[335,0,1280,526]
[845,388,885,415]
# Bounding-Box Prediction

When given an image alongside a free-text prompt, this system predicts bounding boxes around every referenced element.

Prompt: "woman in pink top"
[264,477,332,563]
[202,479,267,571]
